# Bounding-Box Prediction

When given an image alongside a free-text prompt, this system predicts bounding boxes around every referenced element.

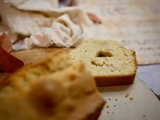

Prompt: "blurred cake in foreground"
[0,50,105,120]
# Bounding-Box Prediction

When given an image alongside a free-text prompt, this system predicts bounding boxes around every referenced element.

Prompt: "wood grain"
[0,48,71,81]
[10,48,71,65]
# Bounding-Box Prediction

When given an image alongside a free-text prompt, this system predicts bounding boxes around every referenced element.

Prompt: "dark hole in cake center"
[96,51,113,57]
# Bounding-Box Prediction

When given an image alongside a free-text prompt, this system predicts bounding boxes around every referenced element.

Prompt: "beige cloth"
[24,14,83,48]
[0,0,93,50]
[4,0,59,11]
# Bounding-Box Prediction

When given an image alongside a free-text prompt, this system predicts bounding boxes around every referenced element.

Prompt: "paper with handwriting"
[76,0,160,65]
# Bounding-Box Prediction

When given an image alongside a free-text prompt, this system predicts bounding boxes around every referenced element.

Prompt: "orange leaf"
[87,12,102,24]
[0,33,13,53]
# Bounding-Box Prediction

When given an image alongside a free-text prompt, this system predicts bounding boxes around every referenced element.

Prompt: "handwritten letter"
[77,0,160,64]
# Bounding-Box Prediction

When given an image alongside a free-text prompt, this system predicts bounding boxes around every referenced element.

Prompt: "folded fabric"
[3,0,59,11]
[0,0,93,50]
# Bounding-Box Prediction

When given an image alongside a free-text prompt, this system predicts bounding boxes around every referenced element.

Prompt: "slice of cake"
[69,39,137,86]
[0,50,105,120]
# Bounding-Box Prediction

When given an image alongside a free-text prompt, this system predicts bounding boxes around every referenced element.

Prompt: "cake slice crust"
[70,39,137,86]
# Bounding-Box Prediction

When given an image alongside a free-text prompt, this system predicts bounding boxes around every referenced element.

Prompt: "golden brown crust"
[95,74,136,86]
[0,50,105,120]
[70,39,138,86]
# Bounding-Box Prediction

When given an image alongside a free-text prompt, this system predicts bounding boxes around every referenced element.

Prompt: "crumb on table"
[129,97,133,101]
[106,105,109,108]
[125,93,129,98]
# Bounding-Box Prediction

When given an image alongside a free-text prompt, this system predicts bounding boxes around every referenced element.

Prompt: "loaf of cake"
[69,39,137,86]
[0,50,105,120]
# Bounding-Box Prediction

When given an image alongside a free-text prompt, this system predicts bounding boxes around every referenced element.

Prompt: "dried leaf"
[0,46,24,72]
[87,12,102,24]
